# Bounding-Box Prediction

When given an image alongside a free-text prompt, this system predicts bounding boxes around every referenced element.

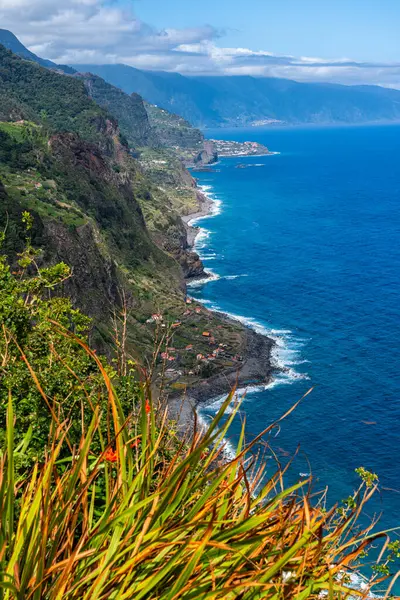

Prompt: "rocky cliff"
[75,73,161,149]
[194,140,218,166]
[0,42,273,393]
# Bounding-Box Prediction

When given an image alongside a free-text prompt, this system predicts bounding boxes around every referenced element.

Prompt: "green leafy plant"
[0,220,139,465]
[0,228,398,598]
[0,333,397,599]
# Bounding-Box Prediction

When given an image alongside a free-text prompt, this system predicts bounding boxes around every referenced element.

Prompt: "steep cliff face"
[43,221,121,320]
[75,73,161,149]
[0,43,272,390]
[73,73,216,166]
[0,58,184,356]
[0,43,207,295]
[47,132,158,267]
[0,178,120,328]
[144,102,204,149]
[194,140,218,166]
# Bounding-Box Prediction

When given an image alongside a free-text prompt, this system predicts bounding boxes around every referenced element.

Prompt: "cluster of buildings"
[146,303,240,381]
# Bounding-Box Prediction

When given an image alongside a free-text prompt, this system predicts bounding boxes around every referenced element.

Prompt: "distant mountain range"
[2,28,400,129]
[0,28,75,74]
[71,63,400,128]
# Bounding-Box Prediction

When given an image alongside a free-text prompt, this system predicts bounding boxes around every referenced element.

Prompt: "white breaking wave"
[188,185,223,230]
[192,175,383,600]
[207,308,310,384]
[187,268,220,288]
[201,254,217,260]
[223,274,249,280]
[189,183,309,388]
[347,573,380,599]
[190,291,309,388]
[190,297,213,305]
[193,228,211,248]
[196,408,238,461]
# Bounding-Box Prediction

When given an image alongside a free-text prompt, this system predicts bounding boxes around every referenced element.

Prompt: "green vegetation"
[75,73,160,149]
[0,244,397,598]
[145,101,203,150]
[0,45,110,145]
[0,44,192,360]
[0,45,399,599]
[0,222,140,463]
[137,147,200,218]
[0,121,45,169]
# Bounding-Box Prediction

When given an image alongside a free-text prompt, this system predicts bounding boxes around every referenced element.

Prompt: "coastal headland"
[210,139,271,158]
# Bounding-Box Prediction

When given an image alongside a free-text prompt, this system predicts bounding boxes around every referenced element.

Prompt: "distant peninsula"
[210,139,271,158]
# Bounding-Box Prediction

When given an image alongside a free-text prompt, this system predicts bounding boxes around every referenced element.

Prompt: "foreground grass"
[0,329,397,599]
[0,229,398,598]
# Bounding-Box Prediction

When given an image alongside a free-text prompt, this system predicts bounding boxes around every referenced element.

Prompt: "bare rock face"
[194,140,218,166]
[161,223,207,281]
[177,249,206,279]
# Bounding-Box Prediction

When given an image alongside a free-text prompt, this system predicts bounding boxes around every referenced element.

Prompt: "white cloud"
[1,0,400,87]
[0,0,218,60]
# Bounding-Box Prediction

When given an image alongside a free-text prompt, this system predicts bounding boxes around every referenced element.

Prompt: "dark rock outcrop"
[44,220,122,321]
[194,141,218,166]
[177,249,206,279]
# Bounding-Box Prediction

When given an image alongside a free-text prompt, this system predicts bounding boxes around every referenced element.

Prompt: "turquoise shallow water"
[189,124,400,591]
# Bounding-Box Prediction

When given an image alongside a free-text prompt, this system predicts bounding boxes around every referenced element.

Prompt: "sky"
[1,0,400,87]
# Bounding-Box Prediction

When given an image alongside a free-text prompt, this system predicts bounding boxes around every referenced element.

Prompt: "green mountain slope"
[0,45,112,147]
[73,72,210,161]
[0,30,211,161]
[74,72,160,149]
[0,28,75,74]
[0,46,266,389]
[72,64,220,127]
[0,47,184,351]
[144,102,203,149]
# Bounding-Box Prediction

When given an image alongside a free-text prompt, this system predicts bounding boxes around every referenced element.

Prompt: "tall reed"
[0,323,397,599]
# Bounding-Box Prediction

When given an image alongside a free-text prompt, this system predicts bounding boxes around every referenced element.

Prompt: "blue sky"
[1,0,400,87]
[134,0,400,63]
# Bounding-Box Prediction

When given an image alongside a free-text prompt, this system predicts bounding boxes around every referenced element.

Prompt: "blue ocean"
[189,124,400,592]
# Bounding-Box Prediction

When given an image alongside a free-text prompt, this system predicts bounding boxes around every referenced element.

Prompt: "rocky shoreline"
[181,190,214,246]
[169,186,276,430]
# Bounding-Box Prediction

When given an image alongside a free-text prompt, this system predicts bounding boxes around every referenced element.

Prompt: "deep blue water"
[189,124,400,591]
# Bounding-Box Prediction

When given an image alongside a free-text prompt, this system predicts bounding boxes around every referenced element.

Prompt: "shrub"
[0,221,139,465]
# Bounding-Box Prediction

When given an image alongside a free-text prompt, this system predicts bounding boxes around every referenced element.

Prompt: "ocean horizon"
[189,123,400,593]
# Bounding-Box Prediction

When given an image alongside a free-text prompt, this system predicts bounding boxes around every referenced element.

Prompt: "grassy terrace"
[0,166,86,228]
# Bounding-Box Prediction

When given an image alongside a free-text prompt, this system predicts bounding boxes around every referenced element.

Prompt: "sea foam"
[190,145,388,600]
[195,302,310,388]
[189,183,309,399]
